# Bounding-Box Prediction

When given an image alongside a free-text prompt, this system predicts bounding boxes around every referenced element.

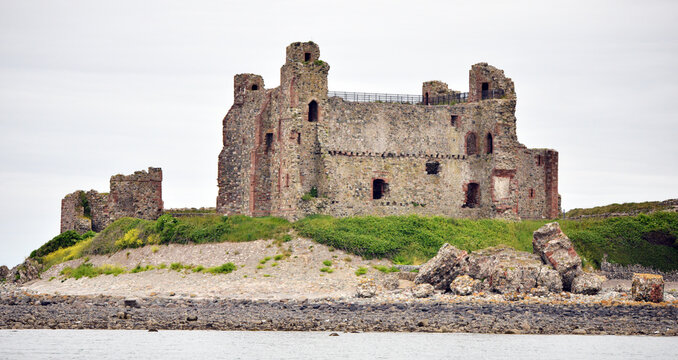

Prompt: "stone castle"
[60,168,163,233]
[216,41,559,220]
[60,41,559,234]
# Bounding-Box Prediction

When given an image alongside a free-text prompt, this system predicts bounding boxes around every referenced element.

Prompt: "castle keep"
[60,167,163,233]
[216,42,559,220]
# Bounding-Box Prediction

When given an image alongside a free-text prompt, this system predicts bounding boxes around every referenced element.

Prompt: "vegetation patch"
[355,266,368,276]
[566,201,672,218]
[60,263,125,279]
[206,262,237,274]
[31,230,95,259]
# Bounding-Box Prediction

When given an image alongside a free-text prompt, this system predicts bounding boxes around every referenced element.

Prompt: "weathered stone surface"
[60,168,163,234]
[0,266,8,281]
[533,222,582,291]
[455,246,563,294]
[216,42,559,221]
[411,283,434,298]
[450,275,481,296]
[380,275,399,291]
[414,243,467,290]
[9,259,42,284]
[631,273,664,303]
[571,273,606,295]
[356,279,377,298]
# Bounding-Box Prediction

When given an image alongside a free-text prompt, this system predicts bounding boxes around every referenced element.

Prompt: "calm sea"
[0,330,676,359]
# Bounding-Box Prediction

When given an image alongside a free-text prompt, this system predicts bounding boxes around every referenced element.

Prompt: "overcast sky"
[1,0,676,267]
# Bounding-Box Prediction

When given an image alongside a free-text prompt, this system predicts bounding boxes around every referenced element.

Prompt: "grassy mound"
[294,212,678,270]
[565,200,672,218]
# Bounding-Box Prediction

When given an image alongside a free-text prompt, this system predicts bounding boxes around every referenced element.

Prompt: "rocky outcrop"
[0,266,9,282]
[450,275,481,296]
[533,222,582,291]
[571,273,605,295]
[411,283,434,298]
[8,259,42,284]
[356,279,377,298]
[414,243,467,290]
[631,273,664,303]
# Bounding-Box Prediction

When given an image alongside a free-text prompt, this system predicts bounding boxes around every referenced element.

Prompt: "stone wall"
[216,42,558,221]
[60,168,163,233]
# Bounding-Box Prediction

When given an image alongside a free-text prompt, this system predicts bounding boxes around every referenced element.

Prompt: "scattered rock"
[148,328,158,332]
[0,265,9,281]
[329,332,339,336]
[356,280,377,298]
[412,283,434,298]
[186,315,198,321]
[450,275,481,296]
[417,319,429,327]
[124,299,139,308]
[631,273,664,303]
[8,259,42,284]
[572,328,587,335]
[414,243,467,290]
[397,272,417,281]
[533,222,582,290]
[572,273,606,295]
[380,275,399,291]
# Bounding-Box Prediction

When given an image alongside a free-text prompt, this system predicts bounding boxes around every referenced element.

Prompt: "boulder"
[459,246,563,294]
[356,279,377,298]
[412,283,434,298]
[631,273,664,303]
[380,275,400,291]
[450,275,481,296]
[414,243,467,290]
[9,259,42,284]
[533,222,582,291]
[571,273,606,295]
[0,265,9,281]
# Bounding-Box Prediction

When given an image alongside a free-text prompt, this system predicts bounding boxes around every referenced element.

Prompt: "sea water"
[0,330,676,359]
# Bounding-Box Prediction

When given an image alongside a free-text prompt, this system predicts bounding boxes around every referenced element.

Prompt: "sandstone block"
[631,273,664,303]
[414,243,467,290]
[533,222,582,291]
[571,273,606,295]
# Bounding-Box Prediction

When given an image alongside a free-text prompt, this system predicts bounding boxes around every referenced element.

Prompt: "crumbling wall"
[60,168,162,233]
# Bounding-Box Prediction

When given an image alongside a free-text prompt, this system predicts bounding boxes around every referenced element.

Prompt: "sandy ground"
[27,238,393,300]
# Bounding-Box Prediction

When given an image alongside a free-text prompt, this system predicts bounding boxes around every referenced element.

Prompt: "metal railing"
[328,89,505,105]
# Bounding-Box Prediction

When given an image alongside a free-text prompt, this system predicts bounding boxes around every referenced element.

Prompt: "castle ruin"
[60,167,163,233]
[217,41,559,220]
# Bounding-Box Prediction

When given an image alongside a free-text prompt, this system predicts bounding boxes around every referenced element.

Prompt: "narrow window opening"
[285,174,290,188]
[529,188,535,198]
[536,155,542,166]
[486,133,493,154]
[426,161,440,175]
[251,84,258,90]
[481,82,490,100]
[265,133,273,153]
[297,132,301,145]
[466,132,478,155]
[373,179,388,200]
[308,100,318,122]
[451,115,459,126]
[304,52,311,62]
[425,92,429,105]
[464,183,480,208]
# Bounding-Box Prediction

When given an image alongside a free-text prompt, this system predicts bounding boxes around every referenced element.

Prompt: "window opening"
[304,52,311,62]
[464,183,480,208]
[286,174,290,187]
[297,132,301,145]
[451,115,459,126]
[308,100,318,122]
[265,133,273,153]
[481,82,490,100]
[251,84,258,90]
[373,179,388,200]
[486,133,493,154]
[426,161,440,175]
[466,132,478,155]
[536,155,542,166]
[425,92,429,105]
[529,188,535,198]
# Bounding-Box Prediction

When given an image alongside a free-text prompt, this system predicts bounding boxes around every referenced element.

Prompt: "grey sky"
[1,0,676,267]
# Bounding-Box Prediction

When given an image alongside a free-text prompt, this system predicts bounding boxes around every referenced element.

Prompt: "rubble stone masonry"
[216,42,559,220]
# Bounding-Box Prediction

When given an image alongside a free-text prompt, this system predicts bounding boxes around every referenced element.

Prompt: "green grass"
[320,267,333,273]
[322,260,332,266]
[130,264,155,273]
[566,201,671,218]
[31,230,95,259]
[373,265,400,273]
[60,263,125,279]
[294,212,678,271]
[274,254,284,261]
[355,266,368,276]
[206,262,237,274]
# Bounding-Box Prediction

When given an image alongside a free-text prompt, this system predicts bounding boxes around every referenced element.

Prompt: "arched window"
[466,132,478,155]
[251,84,258,90]
[308,100,318,122]
[486,133,493,154]
[373,179,388,200]
[464,183,480,208]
